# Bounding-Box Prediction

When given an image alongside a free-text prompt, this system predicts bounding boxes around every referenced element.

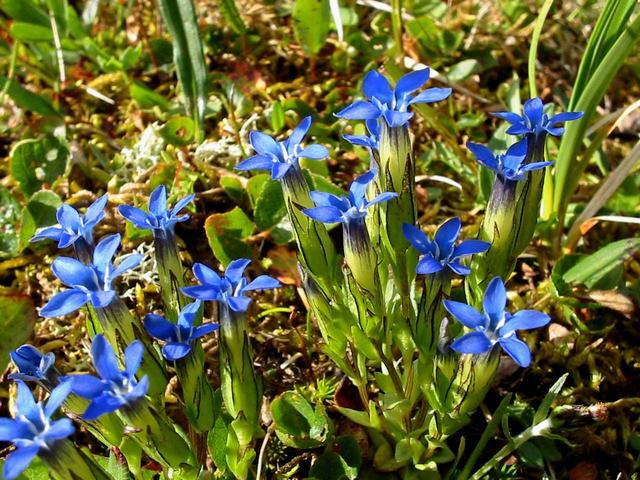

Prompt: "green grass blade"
[216,0,247,35]
[157,0,208,142]
[553,12,640,219]
[528,0,555,99]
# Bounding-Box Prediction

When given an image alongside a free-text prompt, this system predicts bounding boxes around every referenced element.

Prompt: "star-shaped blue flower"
[0,380,74,480]
[9,345,57,384]
[182,259,281,313]
[236,116,329,180]
[343,119,380,150]
[444,277,551,367]
[118,185,195,233]
[40,234,143,318]
[144,300,219,361]
[467,138,553,182]
[68,334,149,421]
[31,194,108,249]
[336,69,451,127]
[303,170,397,225]
[492,97,584,138]
[403,218,490,276]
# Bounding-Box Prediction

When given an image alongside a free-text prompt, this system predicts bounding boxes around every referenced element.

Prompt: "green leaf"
[157,0,208,141]
[254,179,286,231]
[0,76,61,117]
[270,100,285,133]
[10,135,69,196]
[130,82,170,110]
[19,190,62,251]
[271,391,331,449]
[159,116,196,145]
[0,291,37,371]
[247,174,270,208]
[220,176,245,204]
[207,417,229,470]
[562,238,640,288]
[292,0,331,56]
[10,22,53,42]
[1,0,49,26]
[0,186,21,258]
[446,59,481,82]
[534,373,569,424]
[216,0,247,34]
[204,207,255,267]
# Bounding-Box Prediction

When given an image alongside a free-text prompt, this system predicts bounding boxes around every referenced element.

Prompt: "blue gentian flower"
[31,194,108,249]
[9,345,58,384]
[68,334,149,421]
[467,138,553,181]
[444,277,551,367]
[182,259,281,313]
[335,69,451,127]
[402,218,490,276]
[118,185,194,233]
[144,300,219,361]
[0,380,74,480]
[492,97,584,138]
[303,170,397,225]
[343,119,380,150]
[40,234,143,317]
[236,116,329,180]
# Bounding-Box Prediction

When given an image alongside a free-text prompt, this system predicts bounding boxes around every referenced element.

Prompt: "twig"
[256,424,275,480]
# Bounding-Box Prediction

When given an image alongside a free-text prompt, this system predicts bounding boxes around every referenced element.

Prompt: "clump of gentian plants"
[4,67,584,480]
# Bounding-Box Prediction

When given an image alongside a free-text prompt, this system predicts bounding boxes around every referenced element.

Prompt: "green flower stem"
[467,417,554,480]
[93,298,167,399]
[64,394,124,446]
[123,399,195,472]
[282,166,339,292]
[154,229,189,322]
[219,306,262,438]
[414,272,451,358]
[41,439,111,480]
[466,137,547,306]
[174,344,216,432]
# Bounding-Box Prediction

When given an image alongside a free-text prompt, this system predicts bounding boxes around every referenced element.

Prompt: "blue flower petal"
[447,261,471,276]
[0,418,23,442]
[162,342,192,361]
[44,418,75,441]
[395,68,430,96]
[497,335,531,367]
[44,380,73,417]
[40,289,89,317]
[366,192,398,207]
[148,185,168,218]
[271,162,292,180]
[298,144,329,160]
[177,300,201,329]
[250,131,281,157]
[408,87,451,105]
[443,300,485,328]
[182,285,221,301]
[349,170,376,203]
[236,154,273,171]
[382,109,413,127]
[84,193,109,224]
[482,277,507,321]
[127,375,149,401]
[57,204,81,231]
[491,111,523,123]
[362,70,394,104]
[92,234,121,272]
[69,374,106,398]
[450,331,492,354]
[124,341,144,378]
[523,97,544,125]
[91,335,120,382]
[192,263,222,287]
[30,226,63,244]
[118,205,152,230]
[144,314,176,341]
[467,142,498,171]
[451,239,491,260]
[520,161,554,173]
[191,323,219,339]
[227,295,252,312]
[416,256,444,275]
[498,310,550,337]
[402,223,436,256]
[83,394,125,420]
[110,254,143,279]
[52,257,96,289]
[286,116,312,153]
[225,258,251,284]
[3,445,39,480]
[343,134,375,148]
[243,275,280,291]
[434,218,461,259]
[335,100,381,120]
[170,194,195,218]
[303,206,343,223]
[89,291,116,309]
